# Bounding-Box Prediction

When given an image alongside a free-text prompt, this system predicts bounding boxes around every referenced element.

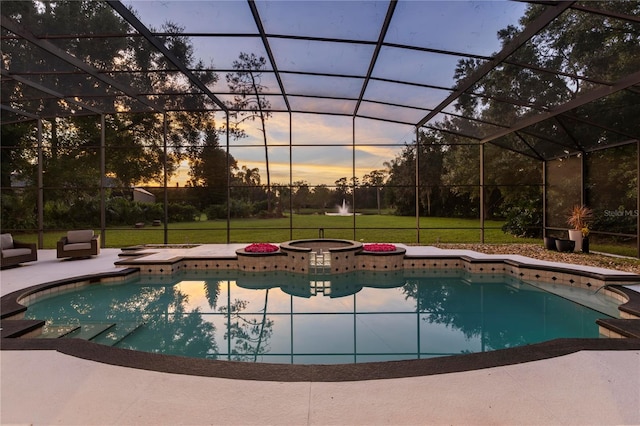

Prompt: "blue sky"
[123,1,528,185]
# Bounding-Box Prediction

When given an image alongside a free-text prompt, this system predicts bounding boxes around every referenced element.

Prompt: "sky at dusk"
[123,1,528,186]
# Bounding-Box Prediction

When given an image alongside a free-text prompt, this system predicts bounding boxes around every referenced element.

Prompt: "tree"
[2,1,131,118]
[310,184,331,210]
[416,131,446,216]
[1,123,38,189]
[361,169,387,213]
[2,4,230,230]
[385,132,451,217]
[334,177,349,202]
[384,146,416,216]
[292,180,310,213]
[238,165,261,187]
[271,182,289,216]
[1,1,133,205]
[225,53,274,213]
[0,123,39,230]
[187,129,236,208]
[441,1,639,231]
[2,3,221,198]
[234,165,264,204]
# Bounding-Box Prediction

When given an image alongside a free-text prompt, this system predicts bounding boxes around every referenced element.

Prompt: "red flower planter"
[244,243,279,253]
[362,243,397,252]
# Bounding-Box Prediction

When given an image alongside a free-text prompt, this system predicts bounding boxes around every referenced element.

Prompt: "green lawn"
[16,214,540,249]
[12,214,637,257]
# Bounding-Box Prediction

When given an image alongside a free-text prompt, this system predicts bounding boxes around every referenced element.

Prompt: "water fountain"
[325,199,359,216]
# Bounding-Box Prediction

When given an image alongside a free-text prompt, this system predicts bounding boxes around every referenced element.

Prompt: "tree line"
[1,1,638,239]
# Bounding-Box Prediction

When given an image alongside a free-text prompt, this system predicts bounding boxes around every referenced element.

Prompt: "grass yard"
[17,214,540,249]
[10,213,638,257]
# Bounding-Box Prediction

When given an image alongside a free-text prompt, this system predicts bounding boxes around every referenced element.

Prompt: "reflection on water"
[25,270,616,364]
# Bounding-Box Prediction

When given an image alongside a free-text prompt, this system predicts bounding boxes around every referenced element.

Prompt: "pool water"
[25,270,616,364]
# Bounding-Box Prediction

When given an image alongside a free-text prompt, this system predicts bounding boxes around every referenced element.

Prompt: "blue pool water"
[25,270,616,364]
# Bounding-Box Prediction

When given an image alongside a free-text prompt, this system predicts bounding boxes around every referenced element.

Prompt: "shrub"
[204,204,226,220]
[106,198,199,225]
[230,200,252,218]
[1,192,37,230]
[168,203,200,222]
[501,201,542,238]
[592,208,636,234]
[140,202,164,222]
[251,200,269,215]
[205,199,252,219]
[42,196,101,229]
[106,197,143,225]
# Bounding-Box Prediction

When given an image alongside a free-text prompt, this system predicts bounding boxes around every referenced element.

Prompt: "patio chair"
[57,230,100,259]
[1,233,37,268]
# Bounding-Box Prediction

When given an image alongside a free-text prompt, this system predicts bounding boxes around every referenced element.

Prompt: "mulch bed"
[434,244,640,275]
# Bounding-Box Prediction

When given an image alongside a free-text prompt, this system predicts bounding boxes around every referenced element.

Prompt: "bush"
[140,202,164,222]
[106,197,144,225]
[44,197,100,228]
[70,197,100,226]
[1,192,37,230]
[501,202,542,238]
[168,203,200,222]
[204,199,252,219]
[592,208,636,235]
[204,204,226,220]
[230,200,252,218]
[251,200,269,215]
[107,198,198,225]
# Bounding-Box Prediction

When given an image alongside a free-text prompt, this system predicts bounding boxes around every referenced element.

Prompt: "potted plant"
[543,235,557,250]
[555,238,575,252]
[567,205,592,252]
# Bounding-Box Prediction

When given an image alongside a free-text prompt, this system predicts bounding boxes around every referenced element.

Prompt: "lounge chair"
[1,233,37,268]
[57,230,100,259]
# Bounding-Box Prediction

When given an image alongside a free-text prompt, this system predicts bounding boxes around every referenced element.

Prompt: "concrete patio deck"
[2,246,640,425]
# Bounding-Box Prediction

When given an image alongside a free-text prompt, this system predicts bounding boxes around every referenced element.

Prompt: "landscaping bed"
[436,244,640,275]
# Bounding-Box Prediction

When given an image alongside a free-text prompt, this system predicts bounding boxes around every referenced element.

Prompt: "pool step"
[90,322,144,346]
[37,324,80,339]
[38,322,143,346]
[67,323,116,340]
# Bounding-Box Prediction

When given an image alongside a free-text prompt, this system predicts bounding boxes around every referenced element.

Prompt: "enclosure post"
[581,151,586,207]
[100,114,106,247]
[480,144,485,243]
[542,160,547,237]
[415,126,420,243]
[289,112,293,240]
[637,141,639,258]
[163,112,168,244]
[352,117,356,240]
[226,112,231,244]
[37,119,44,248]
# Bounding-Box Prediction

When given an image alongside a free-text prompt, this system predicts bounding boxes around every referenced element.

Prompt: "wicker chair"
[1,233,37,268]
[57,230,100,259]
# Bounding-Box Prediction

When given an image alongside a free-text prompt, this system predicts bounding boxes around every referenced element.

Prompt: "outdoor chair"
[57,230,100,259]
[1,233,37,268]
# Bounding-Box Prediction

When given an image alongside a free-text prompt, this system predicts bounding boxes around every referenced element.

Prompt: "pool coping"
[2,254,640,382]
[2,333,639,382]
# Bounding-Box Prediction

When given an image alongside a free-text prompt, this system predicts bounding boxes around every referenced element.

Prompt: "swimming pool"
[24,269,617,364]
